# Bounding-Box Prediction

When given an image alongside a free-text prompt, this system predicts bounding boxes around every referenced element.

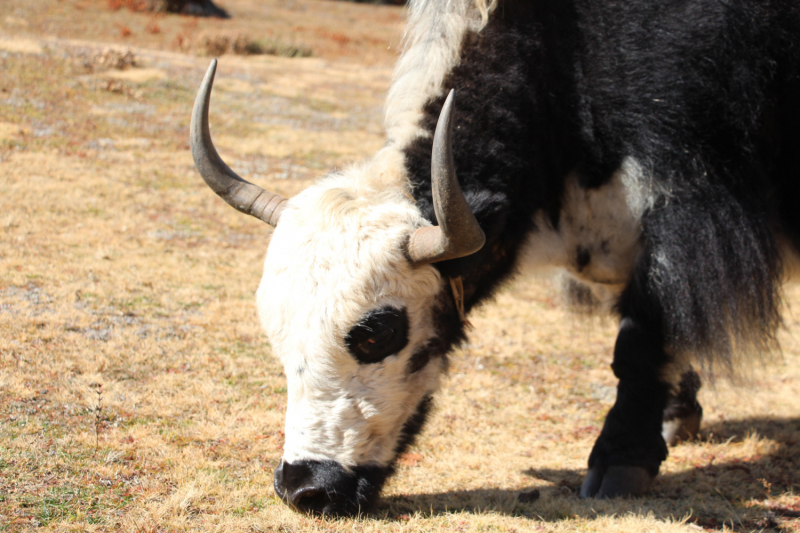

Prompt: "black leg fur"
[580,318,671,498]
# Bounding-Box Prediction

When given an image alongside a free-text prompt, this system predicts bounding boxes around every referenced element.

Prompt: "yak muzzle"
[273,459,390,516]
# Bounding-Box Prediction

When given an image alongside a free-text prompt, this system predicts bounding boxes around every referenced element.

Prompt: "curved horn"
[190,59,286,226]
[407,90,485,265]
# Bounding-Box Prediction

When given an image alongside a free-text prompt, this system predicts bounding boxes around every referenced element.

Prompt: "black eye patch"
[345,307,409,364]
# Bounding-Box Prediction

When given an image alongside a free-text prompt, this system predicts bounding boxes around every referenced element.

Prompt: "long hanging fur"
[400,0,798,373]
[570,0,792,371]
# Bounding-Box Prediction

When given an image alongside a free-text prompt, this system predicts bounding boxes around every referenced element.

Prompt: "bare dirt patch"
[0,36,43,54]
[1,1,799,532]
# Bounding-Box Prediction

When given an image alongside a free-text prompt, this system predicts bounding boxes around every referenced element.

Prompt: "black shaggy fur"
[401,0,800,497]
[406,1,569,313]
[582,0,792,367]
[393,395,435,458]
[405,0,800,370]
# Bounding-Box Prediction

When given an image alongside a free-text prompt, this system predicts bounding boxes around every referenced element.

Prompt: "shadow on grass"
[380,417,800,531]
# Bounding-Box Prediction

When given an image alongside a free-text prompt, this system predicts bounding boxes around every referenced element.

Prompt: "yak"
[189,0,800,517]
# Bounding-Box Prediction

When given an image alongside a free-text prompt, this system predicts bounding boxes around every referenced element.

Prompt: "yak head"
[190,61,484,516]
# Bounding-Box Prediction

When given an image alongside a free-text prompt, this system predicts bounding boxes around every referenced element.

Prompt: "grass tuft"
[203,34,313,58]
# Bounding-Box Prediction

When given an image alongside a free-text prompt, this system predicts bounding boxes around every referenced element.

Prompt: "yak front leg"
[580,317,670,498]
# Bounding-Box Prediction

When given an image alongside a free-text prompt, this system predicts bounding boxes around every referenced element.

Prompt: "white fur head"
[257,150,448,469]
[188,1,491,515]
[190,62,483,513]
[247,147,465,516]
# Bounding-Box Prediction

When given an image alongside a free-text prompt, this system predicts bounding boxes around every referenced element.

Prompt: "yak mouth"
[274,395,435,516]
[273,459,391,516]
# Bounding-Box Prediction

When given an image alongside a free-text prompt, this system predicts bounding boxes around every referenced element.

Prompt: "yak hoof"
[579,466,604,498]
[580,466,653,499]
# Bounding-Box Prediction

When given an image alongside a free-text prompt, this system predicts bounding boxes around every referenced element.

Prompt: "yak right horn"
[407,90,485,265]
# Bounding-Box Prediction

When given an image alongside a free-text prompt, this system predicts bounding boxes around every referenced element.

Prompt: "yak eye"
[345,307,409,364]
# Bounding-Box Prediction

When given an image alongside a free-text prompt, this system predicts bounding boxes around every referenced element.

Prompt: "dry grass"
[1,1,799,531]
[1,0,405,64]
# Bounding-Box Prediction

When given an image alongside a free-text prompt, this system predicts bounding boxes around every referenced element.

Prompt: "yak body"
[403,0,795,362]
[192,0,800,516]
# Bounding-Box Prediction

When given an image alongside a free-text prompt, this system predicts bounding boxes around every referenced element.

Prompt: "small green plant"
[89,382,104,453]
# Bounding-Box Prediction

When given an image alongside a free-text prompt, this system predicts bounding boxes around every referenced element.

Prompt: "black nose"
[274,460,331,513]
[273,459,389,516]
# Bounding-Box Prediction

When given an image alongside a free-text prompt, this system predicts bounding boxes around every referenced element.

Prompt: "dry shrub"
[334,0,406,3]
[202,34,312,58]
[145,19,161,34]
[106,0,152,11]
[103,79,143,99]
[82,48,138,72]
[173,33,189,52]
[317,28,352,45]
[250,38,312,58]
[203,35,231,57]
[104,0,229,18]
[232,35,266,55]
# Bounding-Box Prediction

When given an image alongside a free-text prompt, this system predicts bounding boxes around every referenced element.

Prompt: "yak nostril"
[273,460,288,500]
[289,486,330,512]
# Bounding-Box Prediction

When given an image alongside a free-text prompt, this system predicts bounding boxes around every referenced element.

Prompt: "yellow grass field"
[1,1,799,531]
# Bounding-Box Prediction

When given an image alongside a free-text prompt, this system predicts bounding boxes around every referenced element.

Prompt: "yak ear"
[407,90,485,265]
[190,59,286,226]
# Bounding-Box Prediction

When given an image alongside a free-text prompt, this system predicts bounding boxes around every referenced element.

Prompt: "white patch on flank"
[523,157,660,308]
[257,151,447,467]
[0,37,43,55]
[385,0,496,150]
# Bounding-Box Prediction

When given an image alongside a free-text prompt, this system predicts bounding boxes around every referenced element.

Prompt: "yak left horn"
[190,59,286,226]
[407,90,486,265]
